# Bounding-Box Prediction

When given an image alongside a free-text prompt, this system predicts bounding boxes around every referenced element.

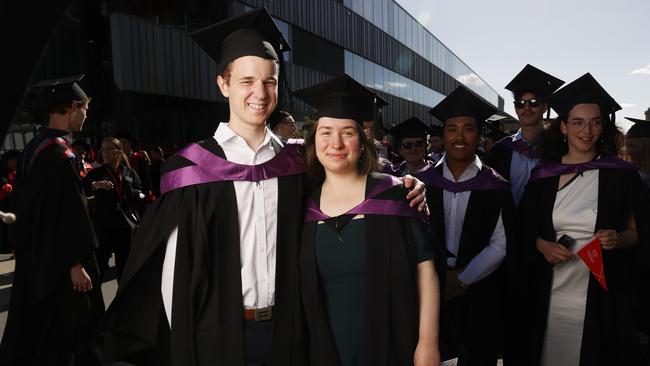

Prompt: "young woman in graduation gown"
[295,75,441,366]
[83,137,143,281]
[519,73,650,366]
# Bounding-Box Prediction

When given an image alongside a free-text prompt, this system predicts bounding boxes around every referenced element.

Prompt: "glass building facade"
[7,0,504,150]
[343,0,500,106]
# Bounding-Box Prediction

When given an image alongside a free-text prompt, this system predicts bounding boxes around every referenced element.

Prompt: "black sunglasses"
[513,98,542,109]
[401,140,425,150]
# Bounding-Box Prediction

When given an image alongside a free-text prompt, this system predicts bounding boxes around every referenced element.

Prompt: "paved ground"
[0,256,119,344]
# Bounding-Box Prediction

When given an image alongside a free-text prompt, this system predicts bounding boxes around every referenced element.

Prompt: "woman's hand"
[536,238,573,264]
[596,229,618,250]
[92,180,114,191]
[414,340,440,366]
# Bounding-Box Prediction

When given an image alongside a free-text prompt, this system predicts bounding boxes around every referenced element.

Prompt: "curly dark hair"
[304,120,378,178]
[542,106,620,162]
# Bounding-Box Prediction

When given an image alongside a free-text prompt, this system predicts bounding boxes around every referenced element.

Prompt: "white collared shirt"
[438,155,507,285]
[509,129,540,206]
[161,123,280,326]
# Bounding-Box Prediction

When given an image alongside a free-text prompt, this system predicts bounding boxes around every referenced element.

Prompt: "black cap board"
[32,74,87,110]
[548,73,621,118]
[190,8,290,74]
[388,117,433,140]
[483,122,508,140]
[625,117,650,138]
[293,74,388,123]
[429,85,498,126]
[505,64,564,100]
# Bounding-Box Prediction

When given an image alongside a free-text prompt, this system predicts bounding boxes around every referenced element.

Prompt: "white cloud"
[630,64,650,75]
[621,103,636,108]
[387,82,407,88]
[457,73,483,87]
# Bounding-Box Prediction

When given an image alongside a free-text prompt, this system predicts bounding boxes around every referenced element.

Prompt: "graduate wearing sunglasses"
[485,65,564,206]
[384,117,435,176]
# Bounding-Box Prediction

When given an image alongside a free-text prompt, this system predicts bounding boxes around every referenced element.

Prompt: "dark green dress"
[315,216,433,366]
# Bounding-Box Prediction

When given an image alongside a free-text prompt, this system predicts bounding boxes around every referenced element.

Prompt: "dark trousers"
[95,225,131,282]
[244,319,273,366]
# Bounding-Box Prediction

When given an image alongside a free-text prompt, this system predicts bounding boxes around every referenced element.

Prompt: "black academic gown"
[300,172,433,366]
[426,164,518,366]
[101,138,308,366]
[0,128,104,366]
[483,137,515,180]
[519,167,650,366]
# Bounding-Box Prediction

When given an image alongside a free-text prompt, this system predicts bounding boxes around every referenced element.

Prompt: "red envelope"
[576,237,607,291]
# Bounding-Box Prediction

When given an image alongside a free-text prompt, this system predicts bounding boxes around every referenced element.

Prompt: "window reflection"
[344,51,444,108]
[342,0,499,106]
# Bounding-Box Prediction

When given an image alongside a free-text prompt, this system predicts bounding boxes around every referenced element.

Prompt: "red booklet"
[575,237,607,291]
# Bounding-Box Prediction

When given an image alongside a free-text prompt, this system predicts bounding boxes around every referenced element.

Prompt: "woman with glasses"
[519,74,649,366]
[83,137,143,282]
[295,75,441,366]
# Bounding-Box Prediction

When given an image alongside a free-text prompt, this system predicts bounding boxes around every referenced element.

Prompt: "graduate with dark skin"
[440,115,481,299]
[421,85,516,365]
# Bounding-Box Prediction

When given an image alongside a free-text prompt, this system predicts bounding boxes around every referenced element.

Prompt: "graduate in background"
[624,116,650,191]
[0,75,104,365]
[427,125,444,163]
[267,110,297,139]
[485,65,564,205]
[383,117,435,176]
[423,86,517,365]
[519,73,650,366]
[296,74,441,366]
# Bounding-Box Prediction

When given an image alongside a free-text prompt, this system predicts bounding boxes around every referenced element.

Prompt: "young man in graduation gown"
[484,65,564,205]
[0,75,104,365]
[519,73,650,366]
[101,8,426,366]
[422,86,517,365]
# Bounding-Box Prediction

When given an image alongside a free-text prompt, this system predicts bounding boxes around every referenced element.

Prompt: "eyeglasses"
[566,119,604,131]
[401,140,425,150]
[513,98,542,109]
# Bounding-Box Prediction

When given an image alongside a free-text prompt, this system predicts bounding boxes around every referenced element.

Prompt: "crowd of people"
[0,6,649,366]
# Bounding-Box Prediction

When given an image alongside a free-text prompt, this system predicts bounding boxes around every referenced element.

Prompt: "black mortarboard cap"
[483,122,508,140]
[267,110,292,129]
[505,64,564,100]
[190,8,290,74]
[625,117,650,138]
[293,74,388,123]
[388,117,432,140]
[429,125,443,137]
[548,73,621,118]
[32,74,87,109]
[429,85,498,126]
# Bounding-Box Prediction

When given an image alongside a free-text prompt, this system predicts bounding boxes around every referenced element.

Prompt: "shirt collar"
[213,122,280,151]
[437,155,482,182]
[512,129,523,142]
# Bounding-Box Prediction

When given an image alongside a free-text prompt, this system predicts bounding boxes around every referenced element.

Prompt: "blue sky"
[396,0,650,131]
